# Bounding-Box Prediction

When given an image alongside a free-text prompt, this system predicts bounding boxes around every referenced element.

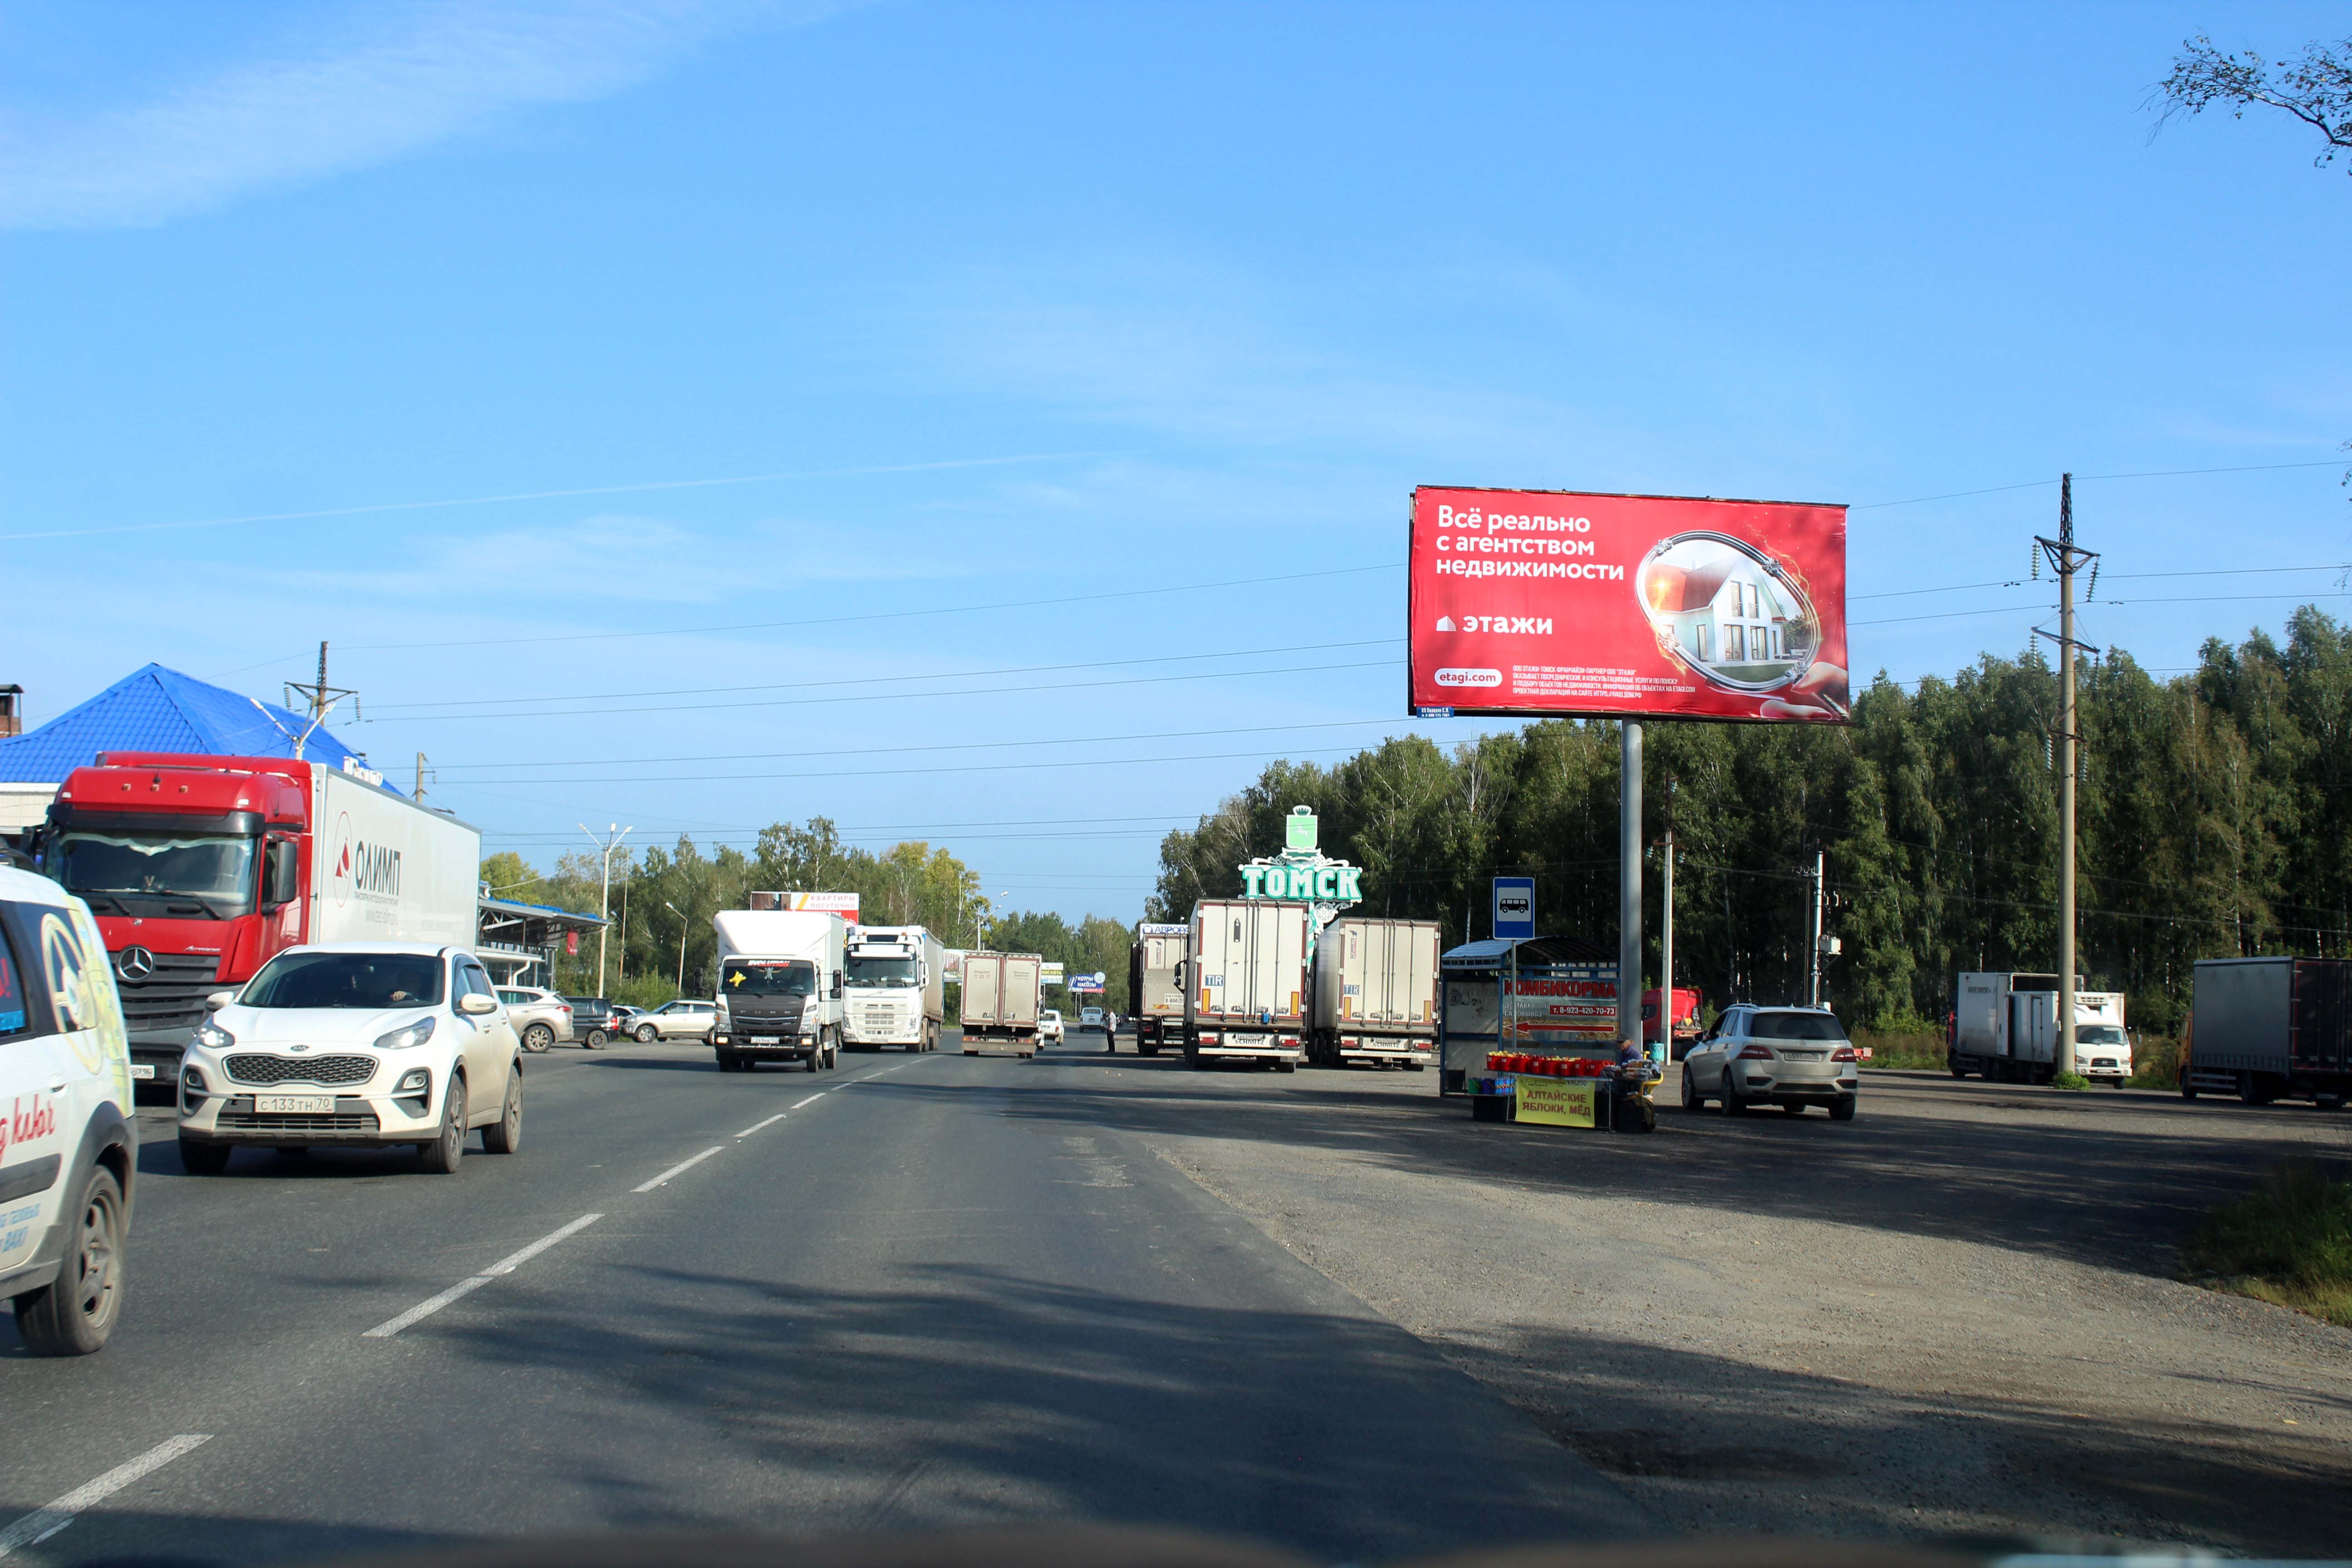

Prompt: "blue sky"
[5,0,2348,921]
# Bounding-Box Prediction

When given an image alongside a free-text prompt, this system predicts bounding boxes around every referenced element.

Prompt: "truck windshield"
[243,951,445,1008]
[2076,1024,2127,1047]
[847,955,918,988]
[54,830,256,917]
[723,959,817,997]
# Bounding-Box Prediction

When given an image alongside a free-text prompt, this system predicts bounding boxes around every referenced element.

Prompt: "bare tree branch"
[2152,33,2352,170]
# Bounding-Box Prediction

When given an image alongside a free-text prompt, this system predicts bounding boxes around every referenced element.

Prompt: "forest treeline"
[1148,609,2352,1034]
[483,820,1135,1011]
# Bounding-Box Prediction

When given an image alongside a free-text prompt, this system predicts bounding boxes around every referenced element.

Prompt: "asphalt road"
[0,1032,1632,1566]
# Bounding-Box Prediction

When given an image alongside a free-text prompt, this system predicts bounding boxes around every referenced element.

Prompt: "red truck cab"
[1641,985,1705,1058]
[43,754,313,1088]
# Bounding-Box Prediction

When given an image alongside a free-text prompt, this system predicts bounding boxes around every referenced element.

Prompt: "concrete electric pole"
[2037,475,2100,1083]
[1807,847,1826,1008]
[580,822,633,998]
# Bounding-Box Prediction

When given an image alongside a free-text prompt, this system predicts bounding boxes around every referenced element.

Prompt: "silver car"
[496,987,574,1053]
[629,999,719,1043]
[1680,1004,1859,1119]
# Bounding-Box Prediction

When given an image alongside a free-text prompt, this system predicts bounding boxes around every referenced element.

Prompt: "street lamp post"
[580,822,632,998]
[664,900,689,995]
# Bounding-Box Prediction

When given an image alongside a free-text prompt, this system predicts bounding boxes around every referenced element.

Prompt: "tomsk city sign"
[1238,808,1362,934]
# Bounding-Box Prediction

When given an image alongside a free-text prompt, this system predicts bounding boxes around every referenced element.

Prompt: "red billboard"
[1407,486,1848,723]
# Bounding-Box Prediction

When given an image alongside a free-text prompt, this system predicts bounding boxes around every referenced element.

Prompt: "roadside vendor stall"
[1440,934,1658,1132]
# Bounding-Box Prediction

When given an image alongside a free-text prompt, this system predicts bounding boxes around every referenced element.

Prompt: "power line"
[446,740,1383,787]
[1848,456,2347,511]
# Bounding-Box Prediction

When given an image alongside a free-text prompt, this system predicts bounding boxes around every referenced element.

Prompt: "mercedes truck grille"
[113,951,225,1037]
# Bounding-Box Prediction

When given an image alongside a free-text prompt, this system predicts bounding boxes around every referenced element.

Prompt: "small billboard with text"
[1408,486,1848,724]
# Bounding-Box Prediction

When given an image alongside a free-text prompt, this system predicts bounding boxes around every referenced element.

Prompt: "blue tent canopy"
[0,663,389,790]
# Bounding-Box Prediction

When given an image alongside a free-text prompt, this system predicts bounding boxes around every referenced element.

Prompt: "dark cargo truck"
[2184,956,2352,1107]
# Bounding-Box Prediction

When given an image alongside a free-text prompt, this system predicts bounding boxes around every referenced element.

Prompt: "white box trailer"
[1308,916,1440,1070]
[1951,971,2129,1085]
[2185,957,2352,1106]
[843,925,944,1052]
[709,909,846,1072]
[960,951,1043,1056]
[1184,898,1309,1070]
[1129,922,1189,1058]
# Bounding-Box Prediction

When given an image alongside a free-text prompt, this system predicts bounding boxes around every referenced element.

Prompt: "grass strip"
[2182,1160,2352,1328]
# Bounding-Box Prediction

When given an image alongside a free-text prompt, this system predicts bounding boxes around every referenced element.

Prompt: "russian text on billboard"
[1407,486,1849,724]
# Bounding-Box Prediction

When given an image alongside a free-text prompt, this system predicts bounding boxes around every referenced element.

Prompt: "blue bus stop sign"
[1493,877,1535,940]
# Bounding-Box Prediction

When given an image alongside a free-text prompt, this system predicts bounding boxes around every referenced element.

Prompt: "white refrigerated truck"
[1183,897,1309,1070]
[843,925,944,1052]
[959,951,1043,1056]
[1951,971,2131,1085]
[1307,916,1440,1069]
[708,909,845,1073]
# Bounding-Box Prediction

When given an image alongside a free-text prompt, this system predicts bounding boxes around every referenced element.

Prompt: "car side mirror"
[458,993,498,1016]
[264,840,299,908]
[205,990,235,1012]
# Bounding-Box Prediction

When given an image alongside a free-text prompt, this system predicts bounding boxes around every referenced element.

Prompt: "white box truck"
[1308,916,1440,1070]
[1184,898,1309,1070]
[709,909,845,1073]
[1951,971,2130,1085]
[960,951,1043,1056]
[843,925,944,1052]
[1129,922,1189,1058]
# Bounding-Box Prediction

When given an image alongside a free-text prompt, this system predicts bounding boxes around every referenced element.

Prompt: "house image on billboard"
[1642,551,1807,684]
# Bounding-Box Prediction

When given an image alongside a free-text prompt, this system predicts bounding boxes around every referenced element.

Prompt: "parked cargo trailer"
[1183,898,1309,1070]
[2184,957,2352,1107]
[1950,971,2130,1085]
[709,909,845,1072]
[961,951,1043,1056]
[1129,923,1189,1058]
[843,925,944,1052]
[1307,916,1439,1069]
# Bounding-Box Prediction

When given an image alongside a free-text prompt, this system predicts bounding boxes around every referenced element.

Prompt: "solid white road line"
[632,1146,724,1193]
[733,1112,788,1138]
[0,1434,213,1558]
[790,1093,823,1109]
[363,1213,603,1338]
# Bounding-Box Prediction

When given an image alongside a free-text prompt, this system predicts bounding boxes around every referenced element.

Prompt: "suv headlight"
[374,1015,437,1051]
[193,1018,235,1050]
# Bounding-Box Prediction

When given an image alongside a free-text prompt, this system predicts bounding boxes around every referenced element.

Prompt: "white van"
[178,942,524,1173]
[0,865,139,1355]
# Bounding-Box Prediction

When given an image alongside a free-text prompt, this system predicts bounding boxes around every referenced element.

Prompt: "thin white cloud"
[0,0,831,230]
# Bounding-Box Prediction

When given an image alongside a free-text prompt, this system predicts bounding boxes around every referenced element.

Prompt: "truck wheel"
[806,1048,822,1073]
[2239,1072,2272,1106]
[522,1023,553,1053]
[635,1024,659,1044]
[583,1029,607,1050]
[1275,1061,1296,1074]
[418,1078,467,1174]
[1140,1041,1158,1058]
[480,1069,522,1154]
[179,1137,231,1175]
[11,1165,126,1357]
[1948,1054,1967,1079]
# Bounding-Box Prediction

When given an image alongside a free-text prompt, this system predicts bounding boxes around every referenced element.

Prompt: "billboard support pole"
[1659,775,1676,1063]
[1619,722,1643,1045]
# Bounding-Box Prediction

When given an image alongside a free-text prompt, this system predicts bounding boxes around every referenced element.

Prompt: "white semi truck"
[1183,897,1309,1070]
[843,925,944,1052]
[959,951,1043,1056]
[1951,971,2131,1085]
[708,909,846,1073]
[1307,916,1441,1070]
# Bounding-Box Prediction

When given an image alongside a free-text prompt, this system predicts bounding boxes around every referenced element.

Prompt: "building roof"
[1643,561,1737,615]
[0,663,385,788]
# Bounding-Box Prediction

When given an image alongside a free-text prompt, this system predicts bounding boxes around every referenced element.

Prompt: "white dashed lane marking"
[0,1434,213,1558]
[362,1213,604,1338]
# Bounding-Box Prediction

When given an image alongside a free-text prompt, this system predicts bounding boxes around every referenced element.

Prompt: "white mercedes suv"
[178,942,524,1174]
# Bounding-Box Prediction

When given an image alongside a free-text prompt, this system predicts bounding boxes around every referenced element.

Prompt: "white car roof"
[272,941,470,959]
[0,864,74,908]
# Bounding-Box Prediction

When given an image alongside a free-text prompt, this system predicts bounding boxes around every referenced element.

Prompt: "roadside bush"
[2053,1070,2091,1091]
[2183,1160,2352,1328]
[2132,1034,2182,1090]
[1855,1030,1944,1070]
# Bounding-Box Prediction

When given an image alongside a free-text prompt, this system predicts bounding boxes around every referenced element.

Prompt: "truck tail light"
[1736,1044,1775,1060]
[1832,1046,1857,1062]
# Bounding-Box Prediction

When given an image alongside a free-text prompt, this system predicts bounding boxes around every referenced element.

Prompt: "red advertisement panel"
[1408,486,1849,723]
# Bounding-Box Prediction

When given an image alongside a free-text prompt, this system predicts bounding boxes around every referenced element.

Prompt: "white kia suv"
[178,942,524,1174]
[0,865,139,1355]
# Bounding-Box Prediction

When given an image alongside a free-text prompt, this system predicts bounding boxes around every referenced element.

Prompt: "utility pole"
[279,640,357,761]
[1658,775,1676,1063]
[2036,475,2100,1083]
[1618,721,1643,1045]
[665,901,689,995]
[579,823,632,998]
[414,752,429,804]
[1808,847,1826,1007]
